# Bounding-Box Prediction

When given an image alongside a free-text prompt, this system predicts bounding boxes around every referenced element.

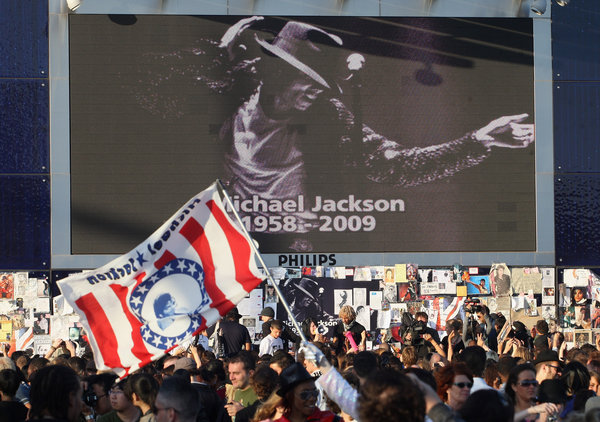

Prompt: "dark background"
[69,15,535,254]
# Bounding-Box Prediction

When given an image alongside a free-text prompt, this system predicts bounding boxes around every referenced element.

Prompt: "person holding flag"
[57,182,265,377]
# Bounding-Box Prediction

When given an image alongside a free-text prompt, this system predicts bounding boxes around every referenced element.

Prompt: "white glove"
[299,341,331,371]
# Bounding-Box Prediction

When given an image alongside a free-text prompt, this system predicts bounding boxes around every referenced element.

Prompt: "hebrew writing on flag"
[58,182,264,376]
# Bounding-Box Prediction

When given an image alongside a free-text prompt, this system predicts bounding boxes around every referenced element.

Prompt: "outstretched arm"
[301,342,359,419]
[331,98,534,187]
[465,280,481,293]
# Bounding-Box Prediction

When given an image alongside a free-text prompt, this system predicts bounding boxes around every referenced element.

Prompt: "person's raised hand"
[299,341,331,373]
[225,400,244,416]
[476,333,485,348]
[528,402,560,416]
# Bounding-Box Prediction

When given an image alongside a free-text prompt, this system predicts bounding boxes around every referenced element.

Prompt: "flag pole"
[215,180,308,344]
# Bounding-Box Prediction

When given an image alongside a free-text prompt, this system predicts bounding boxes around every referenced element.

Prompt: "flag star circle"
[142,327,152,341]
[130,295,142,308]
[137,284,150,295]
[129,258,208,351]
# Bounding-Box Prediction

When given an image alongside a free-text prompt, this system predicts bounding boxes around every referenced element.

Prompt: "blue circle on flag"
[129,258,210,350]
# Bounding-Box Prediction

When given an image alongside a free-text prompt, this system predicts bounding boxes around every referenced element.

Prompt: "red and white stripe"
[58,183,264,377]
[433,297,465,331]
[15,327,34,351]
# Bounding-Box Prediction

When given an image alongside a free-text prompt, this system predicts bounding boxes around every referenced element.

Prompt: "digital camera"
[83,388,98,408]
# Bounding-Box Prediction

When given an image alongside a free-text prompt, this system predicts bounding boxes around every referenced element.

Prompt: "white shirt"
[471,377,494,393]
[259,334,283,356]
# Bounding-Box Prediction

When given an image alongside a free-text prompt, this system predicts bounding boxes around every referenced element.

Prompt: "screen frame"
[50,9,554,268]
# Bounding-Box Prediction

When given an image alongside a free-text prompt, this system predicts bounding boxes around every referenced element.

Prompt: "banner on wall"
[275,277,380,337]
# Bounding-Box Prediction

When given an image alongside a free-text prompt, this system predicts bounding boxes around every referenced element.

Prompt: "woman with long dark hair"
[505,363,539,420]
[253,363,340,422]
[28,365,83,422]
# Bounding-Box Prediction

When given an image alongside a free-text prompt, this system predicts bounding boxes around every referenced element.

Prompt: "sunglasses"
[453,382,473,389]
[518,380,539,387]
[298,389,319,400]
[546,364,561,371]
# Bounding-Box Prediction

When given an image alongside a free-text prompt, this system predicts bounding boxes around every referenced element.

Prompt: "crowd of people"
[2,303,600,422]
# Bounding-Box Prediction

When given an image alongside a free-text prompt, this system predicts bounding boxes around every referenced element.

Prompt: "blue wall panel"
[555,174,600,266]
[552,0,600,82]
[0,0,50,271]
[553,82,600,173]
[0,176,50,269]
[553,0,600,267]
[0,0,48,78]
[0,79,49,173]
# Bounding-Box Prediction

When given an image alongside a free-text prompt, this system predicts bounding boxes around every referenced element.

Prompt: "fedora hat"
[277,362,315,396]
[533,350,562,366]
[255,21,343,90]
[295,278,319,301]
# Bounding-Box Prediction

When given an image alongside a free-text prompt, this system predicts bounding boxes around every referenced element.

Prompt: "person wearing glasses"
[85,372,119,419]
[96,378,140,422]
[506,364,540,420]
[433,362,474,411]
[508,369,564,422]
[155,376,200,422]
[256,362,340,422]
[534,350,562,385]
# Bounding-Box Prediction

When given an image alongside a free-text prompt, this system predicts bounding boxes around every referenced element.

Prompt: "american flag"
[58,183,264,377]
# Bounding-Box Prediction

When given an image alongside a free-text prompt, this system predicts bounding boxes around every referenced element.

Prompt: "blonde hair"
[513,346,533,363]
[339,305,356,320]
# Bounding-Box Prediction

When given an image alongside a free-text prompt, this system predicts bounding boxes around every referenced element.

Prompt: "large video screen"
[70,16,535,254]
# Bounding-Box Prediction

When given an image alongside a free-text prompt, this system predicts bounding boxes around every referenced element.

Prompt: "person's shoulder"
[310,408,341,422]
[425,326,438,336]
[26,419,70,422]
[0,400,28,422]
[471,377,494,392]
[139,412,156,422]
[236,385,259,404]
[232,321,247,330]
[353,322,366,331]
[97,410,121,422]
